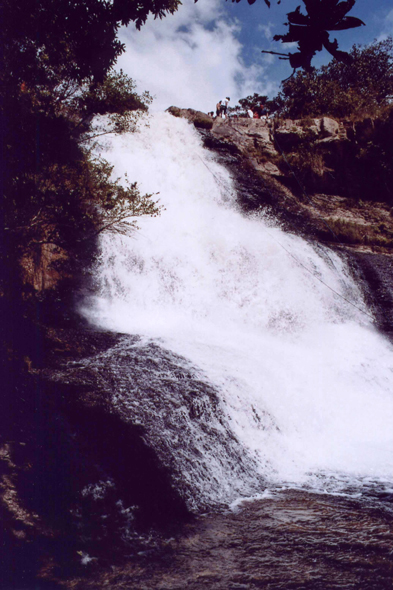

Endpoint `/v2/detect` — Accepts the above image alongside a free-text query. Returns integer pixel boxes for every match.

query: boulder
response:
[273,124,305,151]
[320,117,339,138]
[211,118,279,165]
[166,107,213,130]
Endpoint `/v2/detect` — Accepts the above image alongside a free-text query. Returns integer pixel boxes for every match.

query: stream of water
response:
[85,112,393,497]
[78,112,393,586]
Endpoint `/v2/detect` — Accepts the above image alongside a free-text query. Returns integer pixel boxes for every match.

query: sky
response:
[115,0,393,113]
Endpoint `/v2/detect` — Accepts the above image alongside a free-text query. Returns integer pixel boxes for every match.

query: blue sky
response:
[116,0,393,112]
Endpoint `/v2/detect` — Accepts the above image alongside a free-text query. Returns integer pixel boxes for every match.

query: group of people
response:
[207,97,270,121]
[246,106,269,119]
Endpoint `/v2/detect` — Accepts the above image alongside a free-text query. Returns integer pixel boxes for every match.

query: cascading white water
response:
[84,112,393,499]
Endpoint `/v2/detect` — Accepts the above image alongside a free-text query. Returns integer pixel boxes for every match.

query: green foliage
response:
[275,38,393,119]
[113,0,181,30]
[238,94,268,110]
[2,59,155,248]
[1,0,181,83]
[5,158,163,255]
[1,0,168,299]
[229,93,269,115]
[77,71,153,142]
[230,93,280,115]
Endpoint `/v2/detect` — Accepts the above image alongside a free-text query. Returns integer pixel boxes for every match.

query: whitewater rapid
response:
[84,112,393,498]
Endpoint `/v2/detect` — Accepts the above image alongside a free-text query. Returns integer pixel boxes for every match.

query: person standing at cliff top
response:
[220,97,230,118]
[216,100,222,117]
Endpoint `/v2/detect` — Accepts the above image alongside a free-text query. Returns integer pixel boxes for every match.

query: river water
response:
[79,112,393,587]
[69,489,393,589]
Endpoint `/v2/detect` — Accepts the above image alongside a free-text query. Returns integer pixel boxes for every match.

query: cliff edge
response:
[167,106,393,254]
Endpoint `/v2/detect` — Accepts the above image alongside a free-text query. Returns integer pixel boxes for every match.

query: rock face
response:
[1,329,192,587]
[210,117,280,174]
[168,107,393,247]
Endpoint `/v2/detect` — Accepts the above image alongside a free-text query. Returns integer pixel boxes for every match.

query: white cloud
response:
[385,8,393,25]
[257,22,274,40]
[116,0,271,112]
[371,6,393,42]
[378,8,393,40]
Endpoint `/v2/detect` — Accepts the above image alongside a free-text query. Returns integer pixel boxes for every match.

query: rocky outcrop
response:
[209,117,280,174]
[166,106,213,130]
[169,107,393,253]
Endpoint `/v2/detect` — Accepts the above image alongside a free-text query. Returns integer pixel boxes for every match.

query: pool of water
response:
[66,489,393,589]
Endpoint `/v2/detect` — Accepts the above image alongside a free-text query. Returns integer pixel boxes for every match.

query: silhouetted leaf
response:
[273,0,364,71]
[328,16,365,30]
[331,0,356,21]
[287,6,309,26]
[289,52,310,69]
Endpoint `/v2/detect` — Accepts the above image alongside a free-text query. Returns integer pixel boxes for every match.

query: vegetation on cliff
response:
[226,37,393,250]
[275,37,393,120]
[234,37,393,120]
[269,37,393,216]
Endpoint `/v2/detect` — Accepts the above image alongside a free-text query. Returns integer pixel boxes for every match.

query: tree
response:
[1,0,170,304]
[239,93,268,112]
[1,0,181,83]
[273,37,393,119]
[230,93,283,116]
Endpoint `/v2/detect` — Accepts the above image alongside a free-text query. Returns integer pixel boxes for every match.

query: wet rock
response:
[212,118,277,158]
[49,336,264,511]
[349,251,393,341]
[0,329,192,586]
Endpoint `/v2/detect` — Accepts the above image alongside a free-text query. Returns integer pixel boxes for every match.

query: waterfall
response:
[83,112,393,507]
